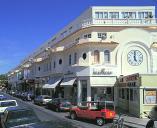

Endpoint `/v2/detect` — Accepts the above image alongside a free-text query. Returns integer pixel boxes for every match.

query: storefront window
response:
[144,89,157,104]
[81,80,87,102]
[130,88,133,101]
[107,87,111,94]
[122,88,125,99]
[119,88,122,98]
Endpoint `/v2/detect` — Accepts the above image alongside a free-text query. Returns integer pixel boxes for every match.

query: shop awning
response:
[60,77,76,86]
[42,84,51,88]
[47,79,61,89]
[42,79,61,89]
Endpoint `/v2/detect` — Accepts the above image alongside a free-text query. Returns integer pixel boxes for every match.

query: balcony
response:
[81,18,157,27]
[55,18,157,46]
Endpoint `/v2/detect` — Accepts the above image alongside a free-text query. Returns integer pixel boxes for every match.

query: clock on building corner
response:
[127,50,143,66]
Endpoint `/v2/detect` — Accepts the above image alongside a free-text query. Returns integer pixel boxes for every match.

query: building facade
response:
[8,6,157,115]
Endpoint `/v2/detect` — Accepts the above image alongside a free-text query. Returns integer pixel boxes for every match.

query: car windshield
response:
[43,96,51,99]
[6,109,40,127]
[98,101,115,110]
[0,101,16,107]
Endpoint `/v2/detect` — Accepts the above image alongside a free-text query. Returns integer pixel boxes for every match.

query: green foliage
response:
[0,74,8,86]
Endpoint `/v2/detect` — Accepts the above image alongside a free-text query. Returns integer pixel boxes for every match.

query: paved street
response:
[1,92,115,128]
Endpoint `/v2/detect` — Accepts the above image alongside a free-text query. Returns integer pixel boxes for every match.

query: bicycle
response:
[111,114,127,128]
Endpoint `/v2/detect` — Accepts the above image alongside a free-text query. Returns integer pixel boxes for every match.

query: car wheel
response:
[96,118,104,126]
[70,112,77,120]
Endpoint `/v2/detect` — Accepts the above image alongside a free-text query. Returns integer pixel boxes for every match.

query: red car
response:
[69,101,116,126]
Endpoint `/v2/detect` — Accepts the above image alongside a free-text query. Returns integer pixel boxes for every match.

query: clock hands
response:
[128,50,143,66]
[133,51,137,62]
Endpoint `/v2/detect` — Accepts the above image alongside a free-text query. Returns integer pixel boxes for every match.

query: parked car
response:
[46,98,72,112]
[0,95,7,101]
[9,90,15,96]
[69,101,116,126]
[34,95,52,105]
[0,106,40,128]
[0,100,18,115]
[0,106,76,128]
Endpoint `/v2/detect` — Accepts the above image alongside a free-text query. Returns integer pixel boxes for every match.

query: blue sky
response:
[0,0,156,74]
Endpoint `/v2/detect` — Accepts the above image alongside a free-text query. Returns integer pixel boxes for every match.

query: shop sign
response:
[93,68,112,75]
[125,73,139,82]
[145,90,156,104]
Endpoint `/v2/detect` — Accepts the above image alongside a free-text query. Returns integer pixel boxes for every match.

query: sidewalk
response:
[116,108,149,128]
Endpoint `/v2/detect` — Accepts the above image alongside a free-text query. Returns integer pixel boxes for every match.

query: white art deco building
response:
[8,6,157,115]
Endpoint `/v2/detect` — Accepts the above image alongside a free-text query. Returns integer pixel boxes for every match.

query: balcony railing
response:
[81,18,157,27]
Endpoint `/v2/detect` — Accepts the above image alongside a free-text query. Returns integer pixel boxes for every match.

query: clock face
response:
[127,50,143,66]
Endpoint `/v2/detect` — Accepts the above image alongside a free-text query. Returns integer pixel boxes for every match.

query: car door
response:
[77,107,88,118]
[51,99,57,110]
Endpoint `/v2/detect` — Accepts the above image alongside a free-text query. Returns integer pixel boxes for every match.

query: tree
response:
[0,74,8,87]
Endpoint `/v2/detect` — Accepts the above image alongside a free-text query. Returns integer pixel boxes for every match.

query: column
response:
[87,79,91,102]
[77,80,82,105]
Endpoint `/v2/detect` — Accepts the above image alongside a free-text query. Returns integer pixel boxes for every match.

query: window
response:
[107,87,111,94]
[130,89,133,101]
[122,12,136,19]
[104,12,108,18]
[109,12,119,19]
[82,53,87,60]
[104,50,110,63]
[84,34,91,39]
[81,80,87,102]
[144,89,157,104]
[74,53,77,64]
[94,50,100,64]
[99,12,103,19]
[69,54,71,65]
[98,33,107,39]
[119,88,122,98]
[59,59,62,65]
[95,12,108,19]
[75,37,80,43]
[138,12,153,19]
[95,12,99,19]
[122,88,125,99]
[38,67,40,71]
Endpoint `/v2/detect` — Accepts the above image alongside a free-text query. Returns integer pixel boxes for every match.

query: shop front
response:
[75,66,117,105]
[60,77,77,104]
[42,76,62,98]
[90,76,116,102]
[117,73,157,118]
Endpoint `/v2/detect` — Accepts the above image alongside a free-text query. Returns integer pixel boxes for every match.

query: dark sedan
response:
[0,106,76,128]
[0,106,40,128]
[46,98,72,112]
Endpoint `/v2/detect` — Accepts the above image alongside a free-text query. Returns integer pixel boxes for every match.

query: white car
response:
[34,95,52,105]
[0,100,18,114]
